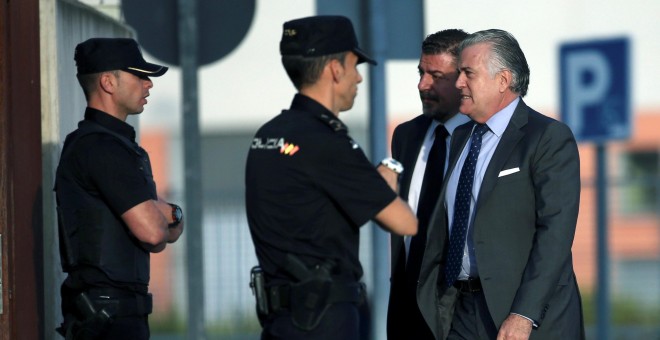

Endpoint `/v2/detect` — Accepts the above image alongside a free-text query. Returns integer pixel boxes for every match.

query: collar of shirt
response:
[442,113,471,137]
[290,94,349,134]
[83,107,137,142]
[483,97,520,137]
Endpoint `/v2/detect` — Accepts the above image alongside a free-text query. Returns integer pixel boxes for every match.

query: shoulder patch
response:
[280,142,300,156]
[251,137,300,156]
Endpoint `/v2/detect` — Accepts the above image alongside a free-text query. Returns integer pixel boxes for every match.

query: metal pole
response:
[596,143,610,340]
[365,1,388,339]
[177,0,205,339]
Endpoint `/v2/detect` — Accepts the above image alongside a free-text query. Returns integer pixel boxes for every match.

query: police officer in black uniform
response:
[245,16,418,340]
[55,38,184,339]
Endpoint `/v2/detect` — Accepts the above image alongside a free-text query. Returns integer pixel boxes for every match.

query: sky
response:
[112,0,660,134]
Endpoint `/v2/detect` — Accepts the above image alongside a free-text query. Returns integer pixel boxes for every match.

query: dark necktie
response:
[444,123,489,287]
[406,125,448,282]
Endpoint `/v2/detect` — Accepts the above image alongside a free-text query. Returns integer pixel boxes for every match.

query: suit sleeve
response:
[391,125,404,160]
[510,121,581,323]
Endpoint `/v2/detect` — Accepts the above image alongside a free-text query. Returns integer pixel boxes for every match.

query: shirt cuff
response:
[510,313,539,328]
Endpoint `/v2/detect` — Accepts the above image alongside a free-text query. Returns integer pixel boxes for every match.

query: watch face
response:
[171,204,183,223]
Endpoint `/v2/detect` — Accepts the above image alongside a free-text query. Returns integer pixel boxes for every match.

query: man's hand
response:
[497,314,533,340]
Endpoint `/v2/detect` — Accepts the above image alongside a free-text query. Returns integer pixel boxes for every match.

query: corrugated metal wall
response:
[56,0,135,139]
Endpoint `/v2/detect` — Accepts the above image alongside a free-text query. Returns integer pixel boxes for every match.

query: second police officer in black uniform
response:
[55,38,184,339]
[246,16,418,339]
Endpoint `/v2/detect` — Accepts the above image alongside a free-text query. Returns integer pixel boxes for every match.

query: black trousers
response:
[387,284,435,340]
[97,316,149,340]
[447,290,498,340]
[59,284,150,340]
[261,301,370,340]
[60,313,149,340]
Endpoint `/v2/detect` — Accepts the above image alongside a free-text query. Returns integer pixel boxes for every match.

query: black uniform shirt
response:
[245,94,397,283]
[56,108,156,290]
[58,108,156,216]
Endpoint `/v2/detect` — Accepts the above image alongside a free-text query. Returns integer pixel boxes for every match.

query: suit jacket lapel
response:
[390,116,432,274]
[419,120,472,280]
[437,120,472,233]
[448,122,473,179]
[476,100,528,211]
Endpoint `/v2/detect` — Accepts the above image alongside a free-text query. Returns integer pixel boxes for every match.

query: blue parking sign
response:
[560,38,630,142]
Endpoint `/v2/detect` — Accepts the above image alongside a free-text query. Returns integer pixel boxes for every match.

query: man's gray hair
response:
[458,29,530,97]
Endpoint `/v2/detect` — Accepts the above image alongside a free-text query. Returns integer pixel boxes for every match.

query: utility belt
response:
[85,287,153,317]
[57,287,153,339]
[250,254,365,331]
[267,281,365,312]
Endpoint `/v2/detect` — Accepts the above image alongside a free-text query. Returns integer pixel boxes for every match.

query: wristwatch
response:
[380,157,404,175]
[168,203,183,228]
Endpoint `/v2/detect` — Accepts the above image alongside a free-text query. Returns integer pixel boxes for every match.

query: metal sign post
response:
[560,37,631,340]
[178,0,205,339]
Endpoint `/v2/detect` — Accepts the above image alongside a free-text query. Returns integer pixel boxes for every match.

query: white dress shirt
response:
[404,113,471,258]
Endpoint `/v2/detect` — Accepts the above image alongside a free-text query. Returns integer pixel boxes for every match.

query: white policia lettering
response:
[251,138,285,150]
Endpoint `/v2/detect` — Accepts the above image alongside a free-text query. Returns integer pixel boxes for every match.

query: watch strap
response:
[380,157,404,174]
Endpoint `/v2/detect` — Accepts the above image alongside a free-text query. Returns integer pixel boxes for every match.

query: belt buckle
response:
[465,277,480,292]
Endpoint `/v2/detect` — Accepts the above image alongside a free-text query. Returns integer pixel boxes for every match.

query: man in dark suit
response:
[417,29,585,340]
[387,29,469,340]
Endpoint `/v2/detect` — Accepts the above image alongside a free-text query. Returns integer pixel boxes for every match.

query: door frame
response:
[0,0,44,339]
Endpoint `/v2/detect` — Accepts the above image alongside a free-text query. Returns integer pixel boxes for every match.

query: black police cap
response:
[74,38,168,77]
[280,15,377,65]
